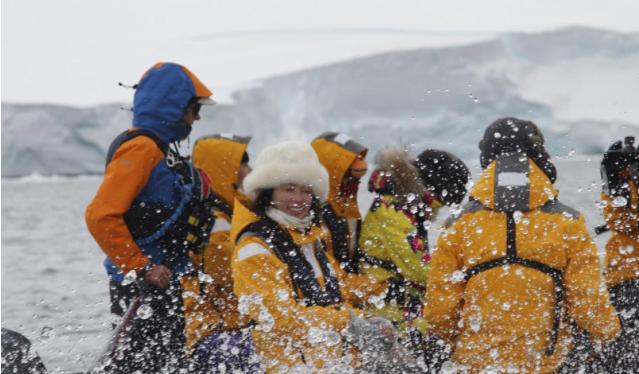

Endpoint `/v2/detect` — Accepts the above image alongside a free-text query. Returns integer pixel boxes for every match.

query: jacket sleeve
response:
[359,202,429,284]
[232,238,352,342]
[423,224,465,341]
[85,137,164,274]
[564,215,620,343]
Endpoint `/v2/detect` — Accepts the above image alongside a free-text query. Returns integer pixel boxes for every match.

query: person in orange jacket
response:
[599,137,639,371]
[181,134,260,372]
[85,62,215,373]
[424,118,620,373]
[230,141,395,372]
[311,132,369,274]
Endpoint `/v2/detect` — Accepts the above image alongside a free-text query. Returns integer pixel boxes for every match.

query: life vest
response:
[105,129,219,260]
[237,217,343,307]
[457,153,569,356]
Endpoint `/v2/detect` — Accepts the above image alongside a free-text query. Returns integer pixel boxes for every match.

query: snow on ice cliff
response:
[2,26,639,177]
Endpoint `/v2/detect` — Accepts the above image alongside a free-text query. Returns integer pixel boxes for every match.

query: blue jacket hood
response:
[132,63,197,144]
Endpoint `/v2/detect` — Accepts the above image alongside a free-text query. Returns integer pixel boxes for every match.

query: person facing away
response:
[311,132,369,274]
[599,137,639,371]
[180,133,260,372]
[424,117,620,373]
[358,148,469,341]
[229,141,391,373]
[85,62,215,373]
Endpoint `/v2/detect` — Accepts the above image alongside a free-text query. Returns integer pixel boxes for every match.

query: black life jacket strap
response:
[105,128,168,167]
[360,253,399,274]
[208,191,232,218]
[237,218,342,307]
[464,211,564,356]
[321,204,360,273]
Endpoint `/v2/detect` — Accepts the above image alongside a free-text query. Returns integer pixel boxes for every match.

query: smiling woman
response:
[228,141,390,372]
[271,184,314,219]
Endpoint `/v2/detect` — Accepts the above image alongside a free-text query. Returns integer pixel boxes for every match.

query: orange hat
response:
[349,155,368,178]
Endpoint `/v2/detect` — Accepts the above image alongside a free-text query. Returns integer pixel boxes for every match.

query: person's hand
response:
[343,311,396,350]
[366,316,397,342]
[143,264,172,289]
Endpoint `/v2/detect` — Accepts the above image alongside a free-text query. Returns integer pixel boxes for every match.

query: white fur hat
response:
[243,141,329,201]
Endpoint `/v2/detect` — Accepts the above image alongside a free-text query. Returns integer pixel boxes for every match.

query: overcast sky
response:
[3,0,639,106]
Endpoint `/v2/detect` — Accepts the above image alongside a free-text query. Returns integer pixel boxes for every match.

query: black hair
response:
[252,188,275,215]
[241,152,250,164]
[415,149,470,206]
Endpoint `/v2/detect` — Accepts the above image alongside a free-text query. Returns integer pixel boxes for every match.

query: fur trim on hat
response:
[243,141,329,201]
[375,148,427,198]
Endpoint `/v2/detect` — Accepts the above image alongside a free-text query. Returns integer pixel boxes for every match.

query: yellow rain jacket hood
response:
[230,200,385,372]
[192,134,251,210]
[311,132,368,218]
[425,153,620,373]
[182,134,251,351]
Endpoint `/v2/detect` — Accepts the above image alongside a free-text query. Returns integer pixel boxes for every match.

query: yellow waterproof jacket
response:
[230,201,385,373]
[358,193,432,333]
[602,179,639,288]
[424,154,620,373]
[181,135,252,351]
[359,194,430,285]
[311,133,367,273]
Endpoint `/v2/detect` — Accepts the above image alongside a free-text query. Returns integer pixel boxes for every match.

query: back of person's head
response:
[415,149,470,205]
[368,148,425,199]
[601,136,639,197]
[242,141,329,202]
[479,117,556,183]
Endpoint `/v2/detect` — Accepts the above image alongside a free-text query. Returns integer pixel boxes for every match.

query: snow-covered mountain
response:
[3,26,639,177]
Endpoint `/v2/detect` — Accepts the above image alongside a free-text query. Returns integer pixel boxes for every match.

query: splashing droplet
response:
[612,196,628,208]
[136,304,154,320]
[40,326,55,340]
[121,270,137,286]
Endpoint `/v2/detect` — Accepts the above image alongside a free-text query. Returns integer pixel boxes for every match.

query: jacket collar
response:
[470,153,558,212]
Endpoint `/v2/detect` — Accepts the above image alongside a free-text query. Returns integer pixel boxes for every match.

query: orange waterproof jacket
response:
[311,133,368,273]
[602,179,639,288]
[182,135,252,351]
[230,201,385,372]
[424,154,620,373]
